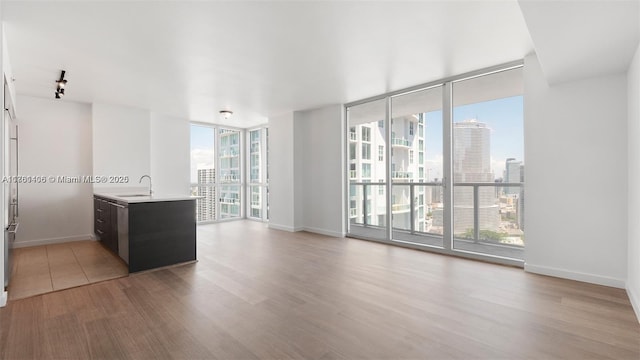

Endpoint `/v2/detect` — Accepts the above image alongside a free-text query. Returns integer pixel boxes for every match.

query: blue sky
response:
[190,125,215,182]
[191,124,215,151]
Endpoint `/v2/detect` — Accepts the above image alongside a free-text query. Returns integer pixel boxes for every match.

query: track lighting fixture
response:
[55,70,67,99]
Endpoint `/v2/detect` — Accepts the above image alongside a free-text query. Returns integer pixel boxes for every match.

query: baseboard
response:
[267,224,344,238]
[524,263,626,288]
[267,223,299,232]
[626,284,640,324]
[12,234,96,248]
[0,290,7,307]
[302,226,345,238]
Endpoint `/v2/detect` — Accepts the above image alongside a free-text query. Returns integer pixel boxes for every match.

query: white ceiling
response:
[4,1,535,127]
[6,1,639,128]
[518,0,639,85]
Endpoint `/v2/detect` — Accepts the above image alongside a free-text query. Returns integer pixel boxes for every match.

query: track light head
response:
[54,70,67,99]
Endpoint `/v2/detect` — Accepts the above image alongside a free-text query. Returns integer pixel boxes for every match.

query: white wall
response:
[15,95,93,247]
[0,16,6,307]
[267,112,296,231]
[627,43,640,320]
[268,106,345,236]
[150,113,190,195]
[524,53,628,288]
[92,103,150,189]
[293,111,305,230]
[295,105,345,237]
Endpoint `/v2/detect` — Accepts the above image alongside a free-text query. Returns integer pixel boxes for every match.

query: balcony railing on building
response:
[392,171,413,179]
[391,203,411,212]
[220,150,239,158]
[220,173,240,182]
[220,197,240,205]
[391,137,410,147]
[348,181,524,248]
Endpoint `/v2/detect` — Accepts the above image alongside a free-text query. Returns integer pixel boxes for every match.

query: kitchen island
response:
[93,192,197,273]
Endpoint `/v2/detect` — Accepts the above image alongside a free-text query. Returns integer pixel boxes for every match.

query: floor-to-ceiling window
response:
[190,124,246,223]
[219,128,242,219]
[190,124,216,222]
[347,98,387,241]
[345,61,524,265]
[452,67,524,259]
[390,86,444,248]
[247,127,269,221]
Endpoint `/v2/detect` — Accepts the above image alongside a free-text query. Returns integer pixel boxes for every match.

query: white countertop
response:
[94,191,200,204]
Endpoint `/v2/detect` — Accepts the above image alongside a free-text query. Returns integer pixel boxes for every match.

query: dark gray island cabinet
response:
[93,193,197,273]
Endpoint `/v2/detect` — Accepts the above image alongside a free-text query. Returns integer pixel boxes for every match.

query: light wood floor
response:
[7,240,128,301]
[1,220,639,359]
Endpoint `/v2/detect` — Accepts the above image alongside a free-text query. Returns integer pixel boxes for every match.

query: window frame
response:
[343,60,525,268]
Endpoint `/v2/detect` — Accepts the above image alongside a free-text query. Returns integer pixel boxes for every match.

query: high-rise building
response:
[219,130,241,218]
[197,168,216,221]
[432,178,442,203]
[249,130,262,218]
[504,158,523,195]
[219,129,240,182]
[349,113,428,232]
[453,119,499,234]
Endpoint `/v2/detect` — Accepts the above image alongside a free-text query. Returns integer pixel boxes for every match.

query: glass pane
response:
[249,185,262,219]
[452,67,524,260]
[265,128,270,221]
[220,185,241,219]
[191,124,216,221]
[219,128,240,183]
[391,86,444,248]
[347,98,387,240]
[192,184,216,222]
[219,128,241,219]
[249,129,261,183]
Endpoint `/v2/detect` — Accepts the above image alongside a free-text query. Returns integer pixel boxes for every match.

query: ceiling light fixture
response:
[219,110,233,120]
[55,70,67,99]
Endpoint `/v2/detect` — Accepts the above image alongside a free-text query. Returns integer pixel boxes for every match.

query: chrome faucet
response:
[139,175,153,196]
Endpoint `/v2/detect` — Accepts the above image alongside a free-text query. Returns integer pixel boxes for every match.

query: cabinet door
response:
[94,198,108,241]
[93,197,100,237]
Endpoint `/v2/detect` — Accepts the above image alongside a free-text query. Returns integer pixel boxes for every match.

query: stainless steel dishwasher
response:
[116,202,129,264]
[4,223,17,287]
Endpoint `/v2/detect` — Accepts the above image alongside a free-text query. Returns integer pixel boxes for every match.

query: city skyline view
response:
[347,67,525,258]
[190,125,266,221]
[424,95,524,181]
